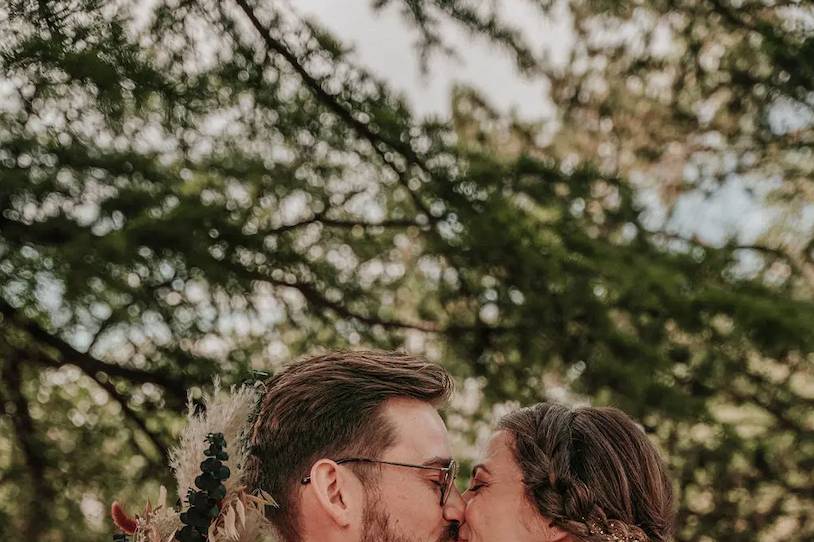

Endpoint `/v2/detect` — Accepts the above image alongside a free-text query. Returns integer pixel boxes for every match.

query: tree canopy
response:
[1,1,812,541]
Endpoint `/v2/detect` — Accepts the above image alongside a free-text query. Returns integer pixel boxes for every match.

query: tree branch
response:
[0,354,54,540]
[0,297,192,404]
[18,346,172,465]
[227,0,437,220]
[270,216,425,235]
[265,273,444,332]
[88,372,172,463]
[643,228,814,290]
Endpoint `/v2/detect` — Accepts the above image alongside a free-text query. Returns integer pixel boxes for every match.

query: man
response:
[244,350,465,542]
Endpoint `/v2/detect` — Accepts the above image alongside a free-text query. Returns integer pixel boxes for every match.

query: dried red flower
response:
[111,501,138,535]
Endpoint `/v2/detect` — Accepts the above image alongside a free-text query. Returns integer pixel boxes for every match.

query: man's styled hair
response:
[243,350,454,542]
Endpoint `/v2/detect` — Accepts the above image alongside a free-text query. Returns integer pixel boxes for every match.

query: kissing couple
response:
[241,350,674,542]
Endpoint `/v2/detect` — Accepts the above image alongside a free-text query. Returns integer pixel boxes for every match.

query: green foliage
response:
[0,1,812,541]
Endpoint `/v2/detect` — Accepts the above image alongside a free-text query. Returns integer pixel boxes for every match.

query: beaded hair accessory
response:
[110,382,278,542]
[586,519,649,542]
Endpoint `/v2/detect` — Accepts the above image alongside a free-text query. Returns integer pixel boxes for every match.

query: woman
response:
[458,403,674,542]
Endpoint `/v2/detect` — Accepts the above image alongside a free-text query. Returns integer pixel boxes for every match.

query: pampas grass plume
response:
[170,379,261,503]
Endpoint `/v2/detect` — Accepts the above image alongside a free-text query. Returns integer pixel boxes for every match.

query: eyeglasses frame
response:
[301,457,459,506]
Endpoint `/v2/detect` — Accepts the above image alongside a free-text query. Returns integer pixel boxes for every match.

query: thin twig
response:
[0,298,193,402]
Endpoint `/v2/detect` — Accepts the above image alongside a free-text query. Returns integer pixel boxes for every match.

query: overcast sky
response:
[292,1,781,250]
[294,0,572,121]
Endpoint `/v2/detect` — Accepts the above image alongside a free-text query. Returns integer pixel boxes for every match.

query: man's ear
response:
[306,459,360,528]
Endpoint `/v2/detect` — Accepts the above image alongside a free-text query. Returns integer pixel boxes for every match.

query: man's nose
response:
[442,485,465,523]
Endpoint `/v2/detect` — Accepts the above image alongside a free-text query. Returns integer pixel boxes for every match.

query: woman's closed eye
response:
[467,479,488,492]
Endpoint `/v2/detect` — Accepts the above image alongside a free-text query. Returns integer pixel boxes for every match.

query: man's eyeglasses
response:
[301,457,459,506]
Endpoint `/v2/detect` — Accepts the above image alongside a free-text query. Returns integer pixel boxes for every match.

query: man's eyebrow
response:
[471,463,491,477]
[422,456,453,467]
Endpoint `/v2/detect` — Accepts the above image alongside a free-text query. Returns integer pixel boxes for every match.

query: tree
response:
[0,1,811,540]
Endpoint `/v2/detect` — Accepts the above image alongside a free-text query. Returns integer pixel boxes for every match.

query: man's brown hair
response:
[243,350,453,542]
[498,403,674,542]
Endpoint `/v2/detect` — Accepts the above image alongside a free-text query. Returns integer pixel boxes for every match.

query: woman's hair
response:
[497,403,674,542]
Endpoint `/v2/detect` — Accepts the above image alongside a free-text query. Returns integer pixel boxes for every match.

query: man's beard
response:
[360,493,458,542]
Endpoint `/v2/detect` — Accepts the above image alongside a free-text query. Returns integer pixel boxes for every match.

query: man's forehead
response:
[380,397,451,458]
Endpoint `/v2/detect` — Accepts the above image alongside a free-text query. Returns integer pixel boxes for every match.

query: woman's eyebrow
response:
[471,463,492,478]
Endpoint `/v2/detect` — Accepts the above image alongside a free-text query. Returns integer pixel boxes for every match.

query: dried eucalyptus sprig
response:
[175,433,230,542]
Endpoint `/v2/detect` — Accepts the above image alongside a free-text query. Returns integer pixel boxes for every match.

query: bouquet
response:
[110,382,278,542]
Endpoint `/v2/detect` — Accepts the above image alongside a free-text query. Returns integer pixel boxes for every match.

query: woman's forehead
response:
[479,430,517,472]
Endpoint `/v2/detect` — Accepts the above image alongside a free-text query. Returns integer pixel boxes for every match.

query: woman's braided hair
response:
[497,403,674,542]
